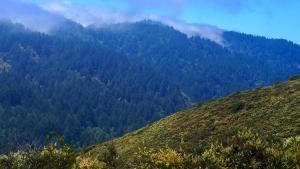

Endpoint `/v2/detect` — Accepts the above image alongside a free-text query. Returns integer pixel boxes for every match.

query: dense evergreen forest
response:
[0,20,300,153]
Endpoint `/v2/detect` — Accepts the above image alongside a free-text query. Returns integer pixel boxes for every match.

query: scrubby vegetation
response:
[0,133,76,169]
[1,130,299,169]
[230,100,246,113]
[0,132,124,169]
[136,130,300,169]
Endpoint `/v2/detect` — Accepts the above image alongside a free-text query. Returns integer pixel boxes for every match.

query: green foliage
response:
[135,148,186,169]
[76,157,106,169]
[0,133,76,169]
[95,144,124,169]
[230,100,246,113]
[293,83,300,91]
[288,75,300,81]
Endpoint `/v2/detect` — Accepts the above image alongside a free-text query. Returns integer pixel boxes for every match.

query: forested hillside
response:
[0,20,300,153]
[0,21,188,153]
[90,21,300,101]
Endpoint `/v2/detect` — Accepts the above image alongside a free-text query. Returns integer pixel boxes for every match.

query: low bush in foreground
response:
[1,130,299,169]
[0,132,76,169]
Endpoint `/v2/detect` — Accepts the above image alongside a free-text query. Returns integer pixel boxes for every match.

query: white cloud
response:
[150,17,224,44]
[0,0,224,44]
[0,0,65,32]
[39,1,224,44]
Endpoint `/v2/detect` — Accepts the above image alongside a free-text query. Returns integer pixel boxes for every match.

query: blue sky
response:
[22,0,300,44]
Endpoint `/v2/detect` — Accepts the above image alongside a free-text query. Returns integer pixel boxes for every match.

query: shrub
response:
[0,133,77,169]
[76,157,106,169]
[288,75,300,81]
[230,101,246,113]
[95,143,124,169]
[136,130,300,169]
[293,84,300,91]
[136,148,190,169]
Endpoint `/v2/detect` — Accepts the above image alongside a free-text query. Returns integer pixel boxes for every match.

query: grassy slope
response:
[84,76,300,162]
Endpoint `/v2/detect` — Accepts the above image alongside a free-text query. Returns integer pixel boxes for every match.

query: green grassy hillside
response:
[84,76,300,165]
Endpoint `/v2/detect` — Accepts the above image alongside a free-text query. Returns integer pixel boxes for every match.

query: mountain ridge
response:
[0,20,300,153]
